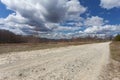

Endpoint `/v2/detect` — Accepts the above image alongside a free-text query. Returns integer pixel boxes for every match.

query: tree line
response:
[0,29,110,43]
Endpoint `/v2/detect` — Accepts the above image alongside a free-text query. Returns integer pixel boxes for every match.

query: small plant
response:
[18,73,23,77]
[113,34,120,41]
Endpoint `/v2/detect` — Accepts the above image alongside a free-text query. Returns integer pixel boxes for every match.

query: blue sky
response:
[0,2,13,18]
[80,0,120,25]
[0,0,120,39]
[0,0,120,25]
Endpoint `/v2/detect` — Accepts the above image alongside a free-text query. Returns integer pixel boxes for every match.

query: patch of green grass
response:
[110,42,120,62]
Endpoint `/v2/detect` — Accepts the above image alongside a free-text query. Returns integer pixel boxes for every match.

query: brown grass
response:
[110,41,120,62]
[0,41,101,54]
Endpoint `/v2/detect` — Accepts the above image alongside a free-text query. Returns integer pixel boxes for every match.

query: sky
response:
[0,0,120,39]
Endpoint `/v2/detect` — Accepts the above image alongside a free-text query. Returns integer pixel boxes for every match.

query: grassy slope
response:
[110,42,120,62]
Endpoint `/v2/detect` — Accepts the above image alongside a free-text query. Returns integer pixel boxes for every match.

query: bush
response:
[0,30,28,43]
[113,34,120,41]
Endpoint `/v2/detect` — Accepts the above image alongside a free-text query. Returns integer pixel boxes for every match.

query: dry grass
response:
[110,42,120,62]
[0,41,101,54]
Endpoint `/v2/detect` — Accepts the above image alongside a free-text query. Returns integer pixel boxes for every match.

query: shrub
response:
[113,34,120,41]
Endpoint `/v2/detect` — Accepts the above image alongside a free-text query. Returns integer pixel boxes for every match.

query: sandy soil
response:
[0,42,110,80]
[99,59,120,80]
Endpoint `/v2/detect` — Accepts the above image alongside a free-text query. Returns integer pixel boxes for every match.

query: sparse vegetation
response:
[0,29,108,44]
[0,41,102,54]
[113,34,120,41]
[0,29,108,54]
[110,42,120,62]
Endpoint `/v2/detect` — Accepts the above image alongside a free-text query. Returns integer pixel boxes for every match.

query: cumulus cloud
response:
[84,16,107,27]
[82,16,120,38]
[1,0,119,39]
[44,22,81,32]
[84,25,120,34]
[100,0,120,9]
[0,0,89,39]
[1,0,86,32]
[0,13,35,35]
[83,16,120,35]
[1,0,66,31]
[66,0,87,20]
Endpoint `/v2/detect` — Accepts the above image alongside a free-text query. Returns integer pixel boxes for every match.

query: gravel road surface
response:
[0,42,110,80]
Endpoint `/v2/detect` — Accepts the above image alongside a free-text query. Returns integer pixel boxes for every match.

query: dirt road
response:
[0,42,110,80]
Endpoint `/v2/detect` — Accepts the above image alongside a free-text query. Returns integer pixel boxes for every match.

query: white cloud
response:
[66,0,87,20]
[37,24,120,39]
[84,16,106,27]
[0,0,87,38]
[84,25,120,34]
[44,22,82,32]
[38,32,73,39]
[1,0,119,39]
[100,0,120,9]
[0,13,35,35]
[67,0,86,14]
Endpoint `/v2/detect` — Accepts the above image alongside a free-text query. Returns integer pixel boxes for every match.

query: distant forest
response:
[0,29,109,43]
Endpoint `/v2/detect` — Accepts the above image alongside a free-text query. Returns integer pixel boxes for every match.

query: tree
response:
[113,34,120,41]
